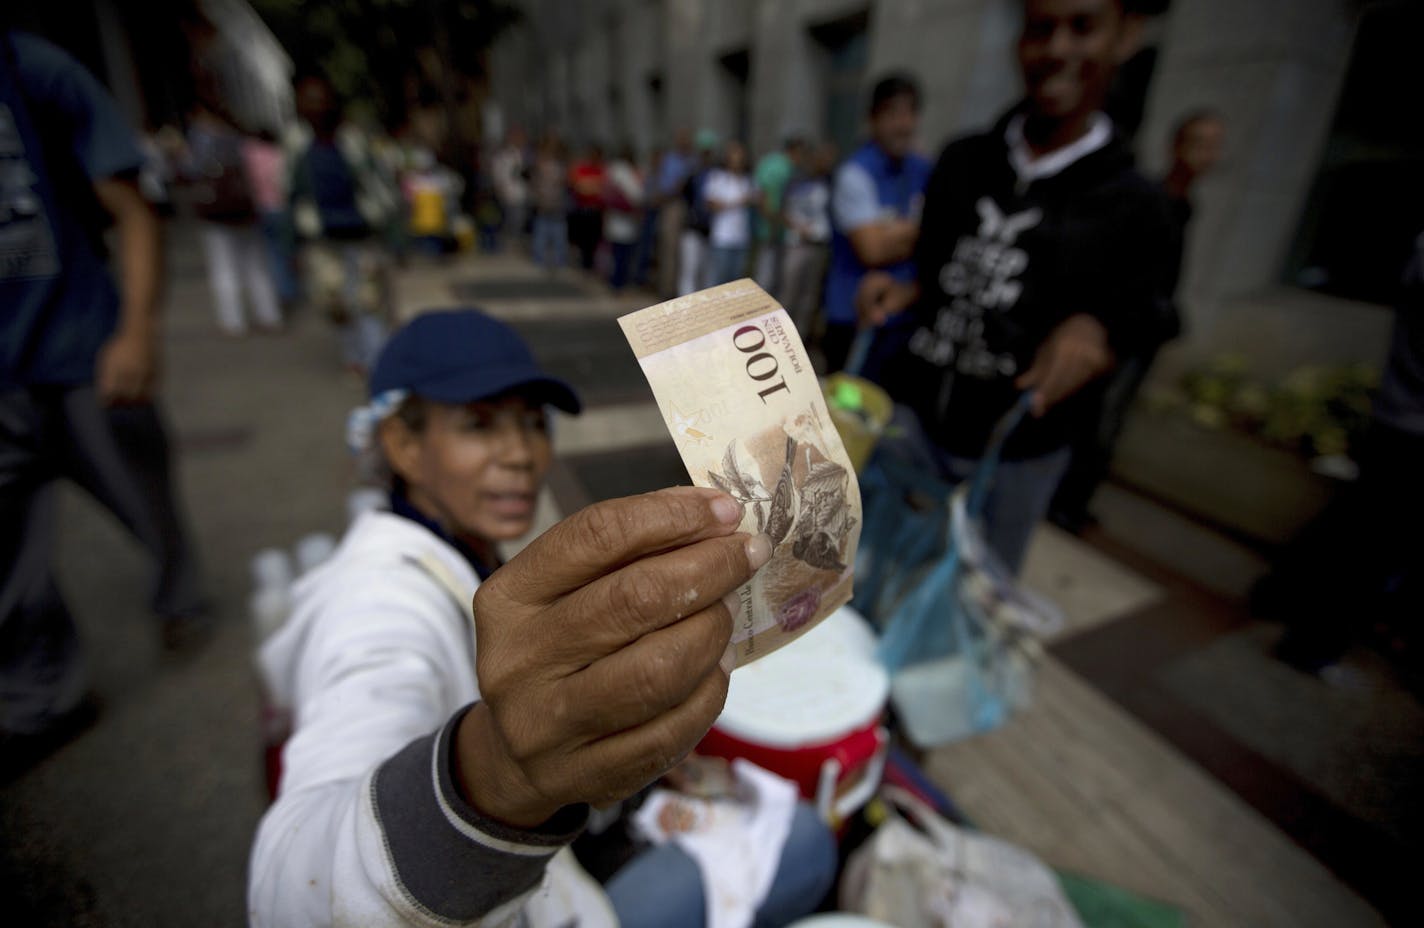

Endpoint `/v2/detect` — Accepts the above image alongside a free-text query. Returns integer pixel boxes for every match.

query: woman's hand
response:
[456,487,772,828]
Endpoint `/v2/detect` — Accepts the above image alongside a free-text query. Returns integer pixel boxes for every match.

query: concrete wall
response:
[866,0,1022,148]
[1136,0,1359,355]
[494,0,1029,159]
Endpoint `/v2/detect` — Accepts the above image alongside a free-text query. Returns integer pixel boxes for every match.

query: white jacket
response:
[248,511,616,927]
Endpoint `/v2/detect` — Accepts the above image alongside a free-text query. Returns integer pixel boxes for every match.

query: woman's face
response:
[385,396,553,542]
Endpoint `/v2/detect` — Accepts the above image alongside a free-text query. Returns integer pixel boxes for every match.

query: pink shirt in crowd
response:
[242,139,287,213]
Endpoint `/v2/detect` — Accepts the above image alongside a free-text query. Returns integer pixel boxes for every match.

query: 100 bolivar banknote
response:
[619,280,861,666]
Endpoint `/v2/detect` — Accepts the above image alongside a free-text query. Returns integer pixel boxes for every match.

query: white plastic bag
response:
[841,787,1083,928]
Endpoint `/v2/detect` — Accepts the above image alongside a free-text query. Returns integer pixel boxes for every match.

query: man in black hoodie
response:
[858,0,1174,572]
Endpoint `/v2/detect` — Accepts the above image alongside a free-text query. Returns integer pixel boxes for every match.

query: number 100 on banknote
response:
[619,280,862,667]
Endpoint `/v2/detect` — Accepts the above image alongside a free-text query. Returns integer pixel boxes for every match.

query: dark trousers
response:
[569,207,603,271]
[609,241,636,291]
[1051,345,1160,521]
[632,209,658,286]
[0,386,205,734]
[1269,421,1424,670]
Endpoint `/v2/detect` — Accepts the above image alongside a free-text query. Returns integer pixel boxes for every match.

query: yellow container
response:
[823,372,894,474]
[452,216,476,252]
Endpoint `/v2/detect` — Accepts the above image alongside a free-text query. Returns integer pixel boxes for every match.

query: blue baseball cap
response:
[369,309,581,414]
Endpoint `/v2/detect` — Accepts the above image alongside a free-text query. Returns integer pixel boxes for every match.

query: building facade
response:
[491,0,1417,378]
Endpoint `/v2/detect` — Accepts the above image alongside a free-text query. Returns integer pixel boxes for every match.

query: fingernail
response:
[719,641,738,675]
[745,533,773,569]
[711,495,743,525]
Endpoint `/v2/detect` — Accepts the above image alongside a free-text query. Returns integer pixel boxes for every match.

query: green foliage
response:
[1168,355,1379,461]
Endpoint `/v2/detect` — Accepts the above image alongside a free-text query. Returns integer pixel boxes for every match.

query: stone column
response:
[663,0,709,134]
[1139,0,1356,338]
[866,0,1019,151]
[747,0,813,156]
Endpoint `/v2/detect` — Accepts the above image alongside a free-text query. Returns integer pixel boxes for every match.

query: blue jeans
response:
[872,405,1070,574]
[532,213,567,270]
[633,209,658,285]
[707,245,749,286]
[412,235,446,258]
[604,802,836,928]
[258,210,299,303]
[609,241,636,290]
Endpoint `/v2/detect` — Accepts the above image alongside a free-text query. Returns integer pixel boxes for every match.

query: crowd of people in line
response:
[482,125,843,316]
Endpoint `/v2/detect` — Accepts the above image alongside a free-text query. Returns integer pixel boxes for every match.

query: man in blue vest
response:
[822,73,931,373]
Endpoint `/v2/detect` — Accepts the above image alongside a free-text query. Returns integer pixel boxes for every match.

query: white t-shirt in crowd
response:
[603,160,645,244]
[704,169,752,248]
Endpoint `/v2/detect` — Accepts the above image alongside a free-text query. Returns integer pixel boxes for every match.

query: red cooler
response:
[698,606,889,825]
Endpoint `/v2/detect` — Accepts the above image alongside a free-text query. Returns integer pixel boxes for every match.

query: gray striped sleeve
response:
[371,704,589,921]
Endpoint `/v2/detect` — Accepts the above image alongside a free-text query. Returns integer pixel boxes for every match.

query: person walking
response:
[186,108,283,335]
[2,30,209,764]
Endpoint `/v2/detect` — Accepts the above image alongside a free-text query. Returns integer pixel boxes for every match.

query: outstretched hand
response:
[456,487,773,828]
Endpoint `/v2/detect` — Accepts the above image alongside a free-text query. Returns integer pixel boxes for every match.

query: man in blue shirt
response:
[822,73,931,372]
[1,31,206,755]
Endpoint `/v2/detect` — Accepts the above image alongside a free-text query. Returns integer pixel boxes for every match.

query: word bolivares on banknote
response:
[619,279,861,667]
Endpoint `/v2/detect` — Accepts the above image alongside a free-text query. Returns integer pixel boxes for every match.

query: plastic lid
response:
[785,914,898,928]
[716,606,889,747]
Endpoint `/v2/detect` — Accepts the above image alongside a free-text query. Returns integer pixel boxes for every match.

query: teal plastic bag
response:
[855,395,1061,747]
